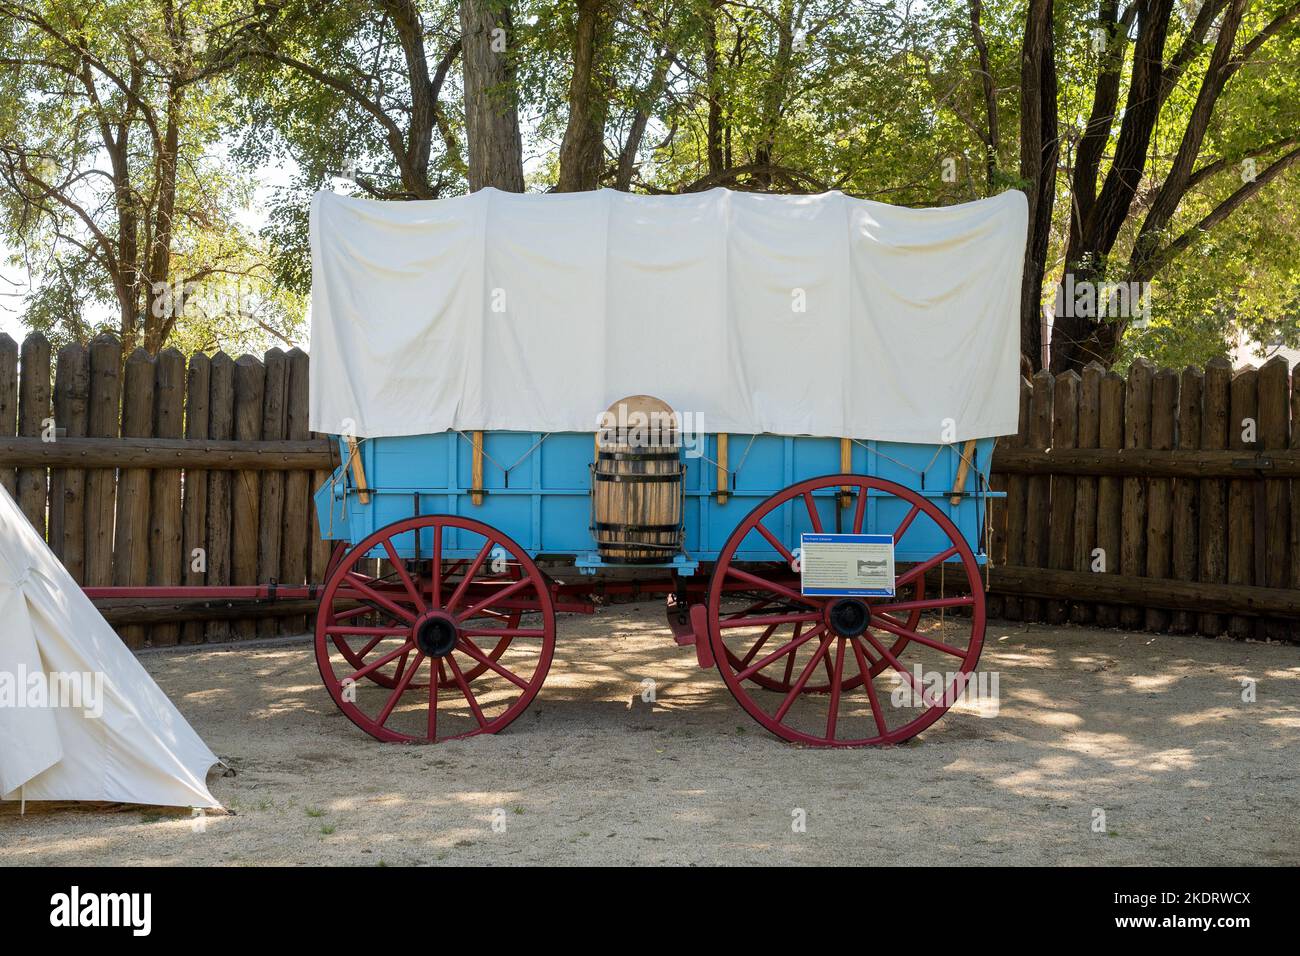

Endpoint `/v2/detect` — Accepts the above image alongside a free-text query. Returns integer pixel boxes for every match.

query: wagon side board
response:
[314,432,999,566]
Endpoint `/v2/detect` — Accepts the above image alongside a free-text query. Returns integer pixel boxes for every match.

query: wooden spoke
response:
[444,539,494,615]
[445,654,488,728]
[724,565,818,609]
[803,492,823,533]
[377,651,426,726]
[774,631,835,721]
[870,614,970,659]
[718,610,823,630]
[826,638,847,739]
[456,638,531,691]
[753,520,796,565]
[382,538,426,613]
[894,546,959,589]
[893,503,921,542]
[735,624,826,682]
[342,571,417,624]
[850,636,889,738]
[455,575,534,623]
[345,641,417,684]
[860,629,940,708]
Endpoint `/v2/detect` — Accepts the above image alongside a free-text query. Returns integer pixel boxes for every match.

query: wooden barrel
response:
[592,395,684,564]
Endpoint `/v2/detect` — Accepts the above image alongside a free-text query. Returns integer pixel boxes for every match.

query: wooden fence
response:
[986,355,1299,642]
[2,331,1297,647]
[0,332,337,648]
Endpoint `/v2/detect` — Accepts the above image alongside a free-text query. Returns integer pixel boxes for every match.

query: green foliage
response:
[2,0,1296,364]
[0,0,304,352]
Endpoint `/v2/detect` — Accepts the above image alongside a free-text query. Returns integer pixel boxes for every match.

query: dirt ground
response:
[3,603,1299,866]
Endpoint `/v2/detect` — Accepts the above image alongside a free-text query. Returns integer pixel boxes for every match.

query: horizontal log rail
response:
[97,598,329,627]
[992,447,1300,478]
[987,565,1300,618]
[0,436,339,470]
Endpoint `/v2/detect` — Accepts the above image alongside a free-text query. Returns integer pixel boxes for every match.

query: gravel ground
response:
[3,603,1298,866]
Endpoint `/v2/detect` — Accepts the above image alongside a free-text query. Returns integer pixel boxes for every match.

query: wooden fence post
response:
[17,333,51,534]
[1093,370,1126,627]
[258,348,288,638]
[1119,359,1152,629]
[49,343,89,583]
[282,348,311,634]
[0,333,17,496]
[999,376,1032,621]
[232,355,266,639]
[1198,357,1231,636]
[181,353,211,644]
[1257,355,1291,641]
[1226,366,1258,639]
[114,349,155,649]
[84,334,122,587]
[149,348,186,646]
[1071,362,1103,625]
[1022,368,1054,622]
[205,353,236,643]
[1144,368,1178,631]
[1291,362,1300,642]
[1170,366,1202,634]
[1047,370,1079,624]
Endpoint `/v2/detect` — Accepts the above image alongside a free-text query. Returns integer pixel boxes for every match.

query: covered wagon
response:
[308,185,1027,747]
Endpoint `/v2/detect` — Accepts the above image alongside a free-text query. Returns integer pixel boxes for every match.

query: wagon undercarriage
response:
[308,471,988,748]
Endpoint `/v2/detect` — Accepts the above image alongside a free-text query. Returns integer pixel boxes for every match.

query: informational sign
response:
[800,533,896,597]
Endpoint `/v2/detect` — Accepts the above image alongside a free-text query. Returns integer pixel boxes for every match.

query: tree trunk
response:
[614,49,671,191]
[381,0,438,198]
[557,0,610,192]
[753,0,796,187]
[1017,0,1057,371]
[704,0,725,177]
[1050,0,1176,372]
[968,0,1000,192]
[143,80,183,354]
[459,0,525,192]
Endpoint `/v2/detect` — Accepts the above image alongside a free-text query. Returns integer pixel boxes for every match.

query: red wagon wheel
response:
[315,515,556,743]
[330,559,524,690]
[707,474,985,747]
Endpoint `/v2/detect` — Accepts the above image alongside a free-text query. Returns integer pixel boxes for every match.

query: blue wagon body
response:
[315,431,996,571]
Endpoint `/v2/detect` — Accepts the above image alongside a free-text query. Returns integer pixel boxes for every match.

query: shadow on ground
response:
[2,603,1297,866]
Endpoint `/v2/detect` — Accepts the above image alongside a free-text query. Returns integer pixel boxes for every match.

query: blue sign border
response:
[800,533,896,597]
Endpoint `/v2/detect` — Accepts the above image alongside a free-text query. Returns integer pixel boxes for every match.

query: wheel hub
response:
[414,612,460,657]
[827,598,871,637]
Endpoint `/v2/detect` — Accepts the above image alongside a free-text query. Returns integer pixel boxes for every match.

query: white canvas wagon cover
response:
[310,186,1027,443]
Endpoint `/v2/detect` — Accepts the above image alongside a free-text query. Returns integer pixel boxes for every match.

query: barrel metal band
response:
[594,541,681,552]
[591,521,682,533]
[596,450,682,462]
[592,472,683,484]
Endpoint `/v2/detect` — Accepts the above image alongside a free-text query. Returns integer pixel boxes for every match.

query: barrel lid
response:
[598,394,678,448]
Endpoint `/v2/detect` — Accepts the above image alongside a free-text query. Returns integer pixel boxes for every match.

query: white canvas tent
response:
[0,483,222,809]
